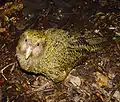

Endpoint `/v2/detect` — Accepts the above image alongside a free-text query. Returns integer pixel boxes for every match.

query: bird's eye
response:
[25,39,27,42]
[37,43,39,46]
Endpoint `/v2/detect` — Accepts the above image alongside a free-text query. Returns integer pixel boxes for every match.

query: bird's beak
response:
[25,46,32,60]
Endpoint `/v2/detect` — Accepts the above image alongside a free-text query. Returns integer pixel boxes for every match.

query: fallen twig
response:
[0,62,15,80]
[26,82,50,94]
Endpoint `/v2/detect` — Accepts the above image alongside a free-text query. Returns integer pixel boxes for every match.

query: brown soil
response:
[0,1,120,102]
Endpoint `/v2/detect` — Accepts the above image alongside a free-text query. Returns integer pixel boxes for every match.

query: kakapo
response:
[16,28,105,82]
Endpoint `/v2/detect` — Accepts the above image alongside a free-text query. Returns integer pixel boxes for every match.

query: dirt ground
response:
[0,0,120,102]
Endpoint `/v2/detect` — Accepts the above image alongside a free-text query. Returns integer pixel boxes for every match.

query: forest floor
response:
[0,1,120,102]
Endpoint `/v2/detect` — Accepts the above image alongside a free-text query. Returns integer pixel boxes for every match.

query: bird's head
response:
[17,30,46,60]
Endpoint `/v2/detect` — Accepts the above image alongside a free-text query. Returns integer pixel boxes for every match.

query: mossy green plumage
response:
[16,28,105,82]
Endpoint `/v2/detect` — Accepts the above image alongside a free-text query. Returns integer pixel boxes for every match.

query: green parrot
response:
[16,28,106,83]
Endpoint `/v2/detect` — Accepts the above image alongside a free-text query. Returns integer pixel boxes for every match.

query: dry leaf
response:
[95,72,109,87]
